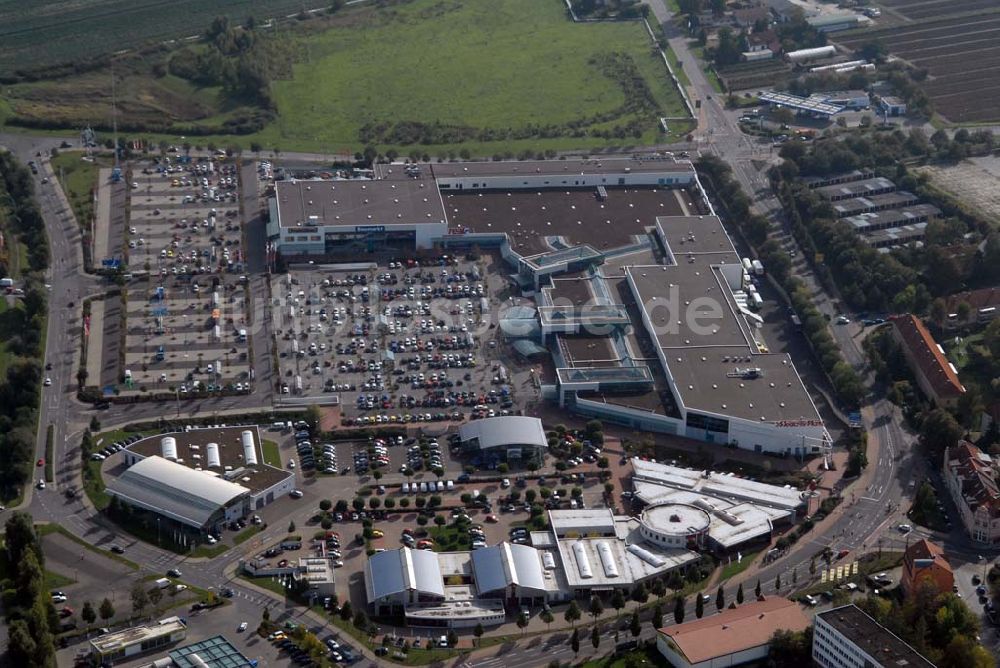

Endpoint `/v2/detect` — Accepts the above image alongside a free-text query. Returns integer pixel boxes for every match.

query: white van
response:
[420,482,428,493]
[402,482,410,494]
[446,480,454,490]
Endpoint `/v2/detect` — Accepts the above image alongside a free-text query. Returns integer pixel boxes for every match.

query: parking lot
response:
[118,157,253,394]
[271,253,522,425]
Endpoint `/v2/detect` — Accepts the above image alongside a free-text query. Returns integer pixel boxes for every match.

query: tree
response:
[570,629,580,656]
[7,620,36,668]
[565,600,581,627]
[809,559,817,576]
[939,633,993,668]
[632,582,648,604]
[540,609,554,631]
[674,595,685,624]
[81,600,97,626]
[792,568,798,584]
[353,609,368,631]
[288,520,296,533]
[319,499,332,512]
[517,612,529,635]
[591,625,600,650]
[99,598,115,622]
[695,592,705,618]
[611,589,625,619]
[131,581,149,617]
[736,582,745,605]
[589,595,604,621]
[769,628,813,667]
[339,600,352,621]
[775,573,782,591]
[147,585,163,612]
[305,404,322,432]
[473,622,484,646]
[447,628,458,647]
[921,409,964,458]
[755,579,762,598]
[716,586,725,611]
[629,611,641,637]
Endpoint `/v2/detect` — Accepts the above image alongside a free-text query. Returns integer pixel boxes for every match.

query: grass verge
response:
[44,424,54,482]
[719,550,760,582]
[83,458,110,511]
[234,525,263,545]
[262,439,280,467]
[50,152,101,229]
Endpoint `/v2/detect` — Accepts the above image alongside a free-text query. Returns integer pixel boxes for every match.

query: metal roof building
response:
[105,455,250,531]
[365,547,445,605]
[458,416,547,460]
[471,542,550,596]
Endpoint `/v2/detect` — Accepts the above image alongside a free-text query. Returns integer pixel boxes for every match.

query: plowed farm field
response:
[839,8,1000,123]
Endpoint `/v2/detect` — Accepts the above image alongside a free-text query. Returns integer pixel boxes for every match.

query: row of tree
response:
[0,152,50,500]
[3,513,57,666]
[696,155,865,407]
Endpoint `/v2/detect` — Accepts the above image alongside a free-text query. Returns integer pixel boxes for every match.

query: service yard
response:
[117,157,254,395]
[271,253,523,427]
[840,9,1000,122]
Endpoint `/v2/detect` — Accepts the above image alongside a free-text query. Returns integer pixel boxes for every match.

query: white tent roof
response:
[458,416,546,451]
[105,455,249,528]
[365,548,445,603]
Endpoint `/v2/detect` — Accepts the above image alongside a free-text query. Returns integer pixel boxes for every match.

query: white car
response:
[333,560,344,568]
[237,621,248,633]
[43,377,52,387]
[836,315,851,325]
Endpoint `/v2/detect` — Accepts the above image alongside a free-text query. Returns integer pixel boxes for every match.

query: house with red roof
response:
[890,315,965,407]
[944,441,1000,544]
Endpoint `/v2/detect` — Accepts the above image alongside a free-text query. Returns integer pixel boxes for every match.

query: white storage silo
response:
[161,436,178,461]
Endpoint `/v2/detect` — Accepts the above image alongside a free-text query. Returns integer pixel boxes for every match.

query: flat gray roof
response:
[126,426,289,494]
[365,547,445,603]
[831,191,918,216]
[627,264,751,350]
[845,204,941,231]
[668,346,821,422]
[429,158,695,178]
[815,177,895,200]
[816,605,935,667]
[862,222,927,247]
[274,178,446,228]
[656,215,741,257]
[631,459,806,511]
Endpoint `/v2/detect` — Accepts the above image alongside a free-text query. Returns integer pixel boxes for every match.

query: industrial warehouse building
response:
[457,416,547,462]
[108,426,294,536]
[268,157,829,457]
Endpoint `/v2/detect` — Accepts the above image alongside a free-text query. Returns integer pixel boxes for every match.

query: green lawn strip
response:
[83,458,110,511]
[428,522,472,552]
[234,525,263,545]
[189,542,231,559]
[262,439,281,467]
[665,46,692,88]
[792,551,904,600]
[36,523,139,570]
[50,152,101,229]
[718,550,760,582]
[44,424,54,482]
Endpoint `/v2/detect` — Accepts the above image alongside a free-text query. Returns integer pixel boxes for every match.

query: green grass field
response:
[0,0,318,76]
[252,0,692,154]
[50,153,102,228]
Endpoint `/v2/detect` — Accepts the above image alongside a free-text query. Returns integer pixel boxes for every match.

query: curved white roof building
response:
[105,455,250,530]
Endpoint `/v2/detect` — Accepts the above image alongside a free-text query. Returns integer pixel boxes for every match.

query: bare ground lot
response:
[839,11,1000,122]
[915,157,1000,221]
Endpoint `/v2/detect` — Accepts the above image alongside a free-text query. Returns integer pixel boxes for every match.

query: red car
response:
[59,607,74,618]
[36,458,45,467]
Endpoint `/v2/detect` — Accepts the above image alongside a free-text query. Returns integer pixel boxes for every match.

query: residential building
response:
[89,616,188,664]
[900,538,954,597]
[813,605,935,668]
[944,287,1000,328]
[944,441,1000,545]
[656,597,809,668]
[890,315,966,407]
